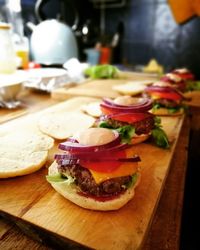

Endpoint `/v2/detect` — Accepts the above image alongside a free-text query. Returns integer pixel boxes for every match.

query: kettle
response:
[28,0,78,66]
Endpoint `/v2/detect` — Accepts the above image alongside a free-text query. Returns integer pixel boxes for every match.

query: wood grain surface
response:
[51,74,158,101]
[0,89,58,125]
[51,76,200,113]
[0,96,184,250]
[184,90,200,108]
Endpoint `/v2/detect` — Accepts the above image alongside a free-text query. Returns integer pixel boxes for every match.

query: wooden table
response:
[0,88,190,250]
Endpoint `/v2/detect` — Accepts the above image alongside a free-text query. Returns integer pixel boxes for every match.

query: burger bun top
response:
[74,127,116,146]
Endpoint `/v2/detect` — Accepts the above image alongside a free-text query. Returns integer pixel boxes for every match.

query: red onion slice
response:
[56,143,130,160]
[101,98,153,113]
[56,155,141,166]
[59,130,121,153]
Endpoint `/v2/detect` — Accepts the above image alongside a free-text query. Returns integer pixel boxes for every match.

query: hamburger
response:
[172,68,195,81]
[144,85,187,116]
[160,73,187,92]
[96,96,169,148]
[47,128,141,211]
[171,68,200,91]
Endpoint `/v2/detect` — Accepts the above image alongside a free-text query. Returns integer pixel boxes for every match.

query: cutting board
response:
[184,90,200,108]
[51,74,200,110]
[51,73,158,101]
[0,97,184,250]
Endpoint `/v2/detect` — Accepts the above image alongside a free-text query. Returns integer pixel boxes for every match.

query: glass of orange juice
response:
[15,36,29,69]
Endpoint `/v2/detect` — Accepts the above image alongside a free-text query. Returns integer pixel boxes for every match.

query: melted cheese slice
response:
[151,93,161,100]
[89,162,139,184]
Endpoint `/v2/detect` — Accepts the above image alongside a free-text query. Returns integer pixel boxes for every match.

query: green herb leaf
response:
[84,64,119,79]
[116,125,135,144]
[151,127,169,149]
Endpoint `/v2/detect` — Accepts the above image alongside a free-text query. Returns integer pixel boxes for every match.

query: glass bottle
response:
[0,22,17,74]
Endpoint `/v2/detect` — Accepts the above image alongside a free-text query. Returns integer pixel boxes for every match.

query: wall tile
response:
[105,1,155,47]
[153,40,179,72]
[104,0,200,77]
[153,3,180,42]
[127,0,166,6]
[180,18,200,45]
[124,3,155,43]
[122,41,153,65]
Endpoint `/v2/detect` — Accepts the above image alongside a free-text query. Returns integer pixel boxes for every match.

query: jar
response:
[0,22,16,74]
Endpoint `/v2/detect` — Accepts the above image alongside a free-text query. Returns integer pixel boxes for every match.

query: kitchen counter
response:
[0,84,196,249]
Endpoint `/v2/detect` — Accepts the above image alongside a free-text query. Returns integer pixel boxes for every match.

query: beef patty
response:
[58,164,132,197]
[99,115,155,135]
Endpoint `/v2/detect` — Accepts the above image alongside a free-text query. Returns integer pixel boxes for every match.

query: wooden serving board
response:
[51,73,158,101]
[184,90,200,108]
[0,97,184,249]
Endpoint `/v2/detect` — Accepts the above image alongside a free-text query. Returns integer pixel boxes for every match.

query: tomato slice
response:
[149,91,182,101]
[109,112,152,123]
[100,106,114,115]
[80,150,126,173]
[174,72,194,81]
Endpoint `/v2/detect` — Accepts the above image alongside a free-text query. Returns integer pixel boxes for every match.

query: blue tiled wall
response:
[105,0,200,77]
[2,0,200,76]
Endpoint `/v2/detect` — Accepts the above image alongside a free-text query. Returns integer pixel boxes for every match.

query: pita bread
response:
[38,111,95,140]
[81,102,102,117]
[113,80,152,95]
[0,131,54,178]
[0,131,54,151]
[0,152,48,178]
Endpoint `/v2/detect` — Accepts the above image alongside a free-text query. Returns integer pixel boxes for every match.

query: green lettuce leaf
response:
[124,173,139,189]
[168,107,181,114]
[84,64,119,79]
[152,103,162,112]
[46,173,75,185]
[99,121,114,129]
[151,127,169,149]
[154,116,161,127]
[116,125,135,144]
[186,81,200,91]
[99,121,135,144]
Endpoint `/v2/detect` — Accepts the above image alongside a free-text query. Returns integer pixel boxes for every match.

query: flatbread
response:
[0,131,54,151]
[81,102,102,117]
[0,152,48,178]
[113,80,153,95]
[38,111,95,140]
[0,131,54,178]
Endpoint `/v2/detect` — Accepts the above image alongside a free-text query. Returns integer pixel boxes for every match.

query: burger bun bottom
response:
[131,133,150,145]
[151,107,184,116]
[48,161,140,211]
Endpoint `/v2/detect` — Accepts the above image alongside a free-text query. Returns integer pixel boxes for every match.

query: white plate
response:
[0,71,26,108]
[0,71,27,86]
